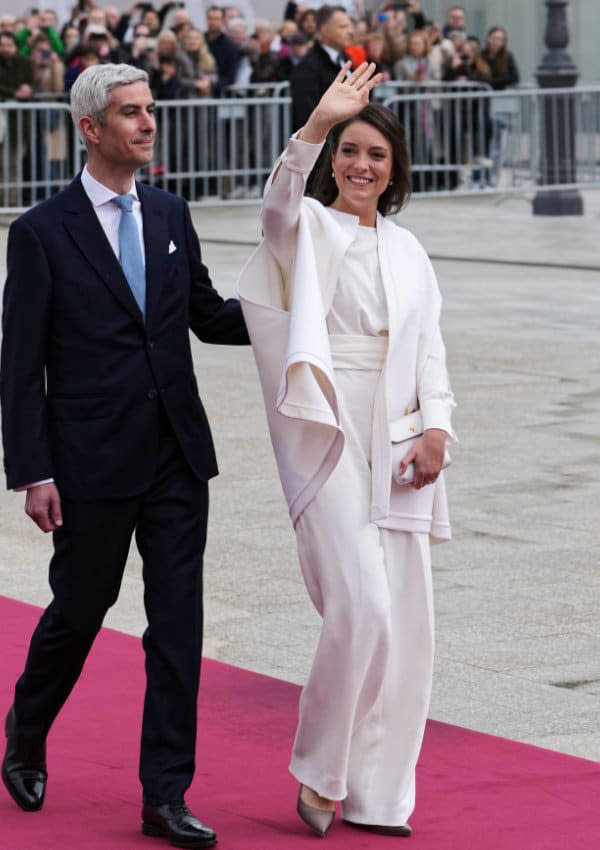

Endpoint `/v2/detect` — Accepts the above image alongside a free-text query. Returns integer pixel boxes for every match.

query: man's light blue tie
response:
[113,193,146,319]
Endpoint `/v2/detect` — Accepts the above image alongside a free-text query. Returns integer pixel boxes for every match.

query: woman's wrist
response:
[299,109,333,144]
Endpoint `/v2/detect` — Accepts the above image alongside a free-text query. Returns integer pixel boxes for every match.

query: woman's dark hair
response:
[482,26,509,76]
[298,8,317,33]
[309,103,412,216]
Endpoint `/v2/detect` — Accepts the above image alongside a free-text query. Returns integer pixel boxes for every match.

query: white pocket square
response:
[168,240,177,254]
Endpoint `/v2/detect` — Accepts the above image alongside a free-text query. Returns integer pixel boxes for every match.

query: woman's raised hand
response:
[299,62,383,144]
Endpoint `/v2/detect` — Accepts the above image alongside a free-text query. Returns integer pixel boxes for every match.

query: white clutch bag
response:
[391,410,451,486]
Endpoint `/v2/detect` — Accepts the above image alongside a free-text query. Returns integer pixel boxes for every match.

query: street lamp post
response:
[532,0,583,215]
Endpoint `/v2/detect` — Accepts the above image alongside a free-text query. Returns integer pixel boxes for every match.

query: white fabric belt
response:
[329,333,389,522]
[329,334,388,370]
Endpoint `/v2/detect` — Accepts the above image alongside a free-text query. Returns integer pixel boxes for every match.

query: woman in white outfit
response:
[238,62,456,837]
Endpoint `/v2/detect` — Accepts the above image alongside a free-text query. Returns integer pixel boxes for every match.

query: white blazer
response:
[238,136,456,541]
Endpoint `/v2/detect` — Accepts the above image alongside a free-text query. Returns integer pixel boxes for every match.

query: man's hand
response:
[25,483,63,532]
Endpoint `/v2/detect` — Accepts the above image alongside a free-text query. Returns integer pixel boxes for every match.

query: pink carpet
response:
[1,595,599,849]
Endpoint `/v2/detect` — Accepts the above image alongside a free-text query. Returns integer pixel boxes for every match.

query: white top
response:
[326,214,388,338]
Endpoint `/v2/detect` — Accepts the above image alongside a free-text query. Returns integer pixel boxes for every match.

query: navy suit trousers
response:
[13,413,209,805]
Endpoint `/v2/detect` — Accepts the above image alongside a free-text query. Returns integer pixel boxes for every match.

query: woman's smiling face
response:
[330,120,393,226]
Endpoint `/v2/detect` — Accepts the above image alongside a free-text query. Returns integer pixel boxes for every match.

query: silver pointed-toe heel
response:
[297,787,335,836]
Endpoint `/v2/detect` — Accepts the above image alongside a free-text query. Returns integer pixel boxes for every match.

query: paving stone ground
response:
[1,188,598,762]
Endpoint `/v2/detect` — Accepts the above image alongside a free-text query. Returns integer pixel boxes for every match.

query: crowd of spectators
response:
[0,2,520,101]
[0,2,520,197]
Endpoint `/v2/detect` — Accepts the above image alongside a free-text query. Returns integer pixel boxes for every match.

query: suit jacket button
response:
[147,389,157,400]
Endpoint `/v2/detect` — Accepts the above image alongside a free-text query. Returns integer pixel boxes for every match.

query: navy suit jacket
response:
[290,42,352,131]
[0,176,249,499]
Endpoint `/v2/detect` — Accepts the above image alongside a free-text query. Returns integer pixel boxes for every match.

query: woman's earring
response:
[331,170,335,178]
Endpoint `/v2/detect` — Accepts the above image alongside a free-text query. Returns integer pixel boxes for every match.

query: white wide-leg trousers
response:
[289,365,435,826]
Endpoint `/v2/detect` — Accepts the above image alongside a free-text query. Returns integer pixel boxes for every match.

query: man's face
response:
[40,11,58,29]
[0,36,17,59]
[384,9,407,32]
[228,24,247,47]
[86,81,156,171]
[105,6,120,28]
[206,9,224,36]
[173,9,192,27]
[447,7,466,30]
[320,11,353,52]
[300,12,316,36]
[88,9,106,26]
[26,12,41,30]
[224,6,240,24]
[142,10,161,35]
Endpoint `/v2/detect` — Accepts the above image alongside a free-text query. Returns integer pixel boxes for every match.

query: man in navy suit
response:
[0,63,248,849]
[290,5,354,132]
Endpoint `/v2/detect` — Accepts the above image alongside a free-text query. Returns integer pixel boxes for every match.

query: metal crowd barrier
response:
[143,85,291,200]
[0,101,82,211]
[223,81,291,98]
[0,82,599,211]
[374,79,492,98]
[382,83,600,196]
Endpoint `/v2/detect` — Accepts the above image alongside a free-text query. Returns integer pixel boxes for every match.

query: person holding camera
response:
[120,23,157,73]
[28,33,67,193]
[375,1,427,66]
[443,36,492,186]
[31,33,63,90]
[81,23,120,63]
[15,9,64,58]
[0,30,34,204]
[111,2,180,46]
[444,34,490,84]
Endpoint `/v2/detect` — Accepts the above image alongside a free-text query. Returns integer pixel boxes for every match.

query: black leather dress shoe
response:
[2,707,47,812]
[142,801,217,848]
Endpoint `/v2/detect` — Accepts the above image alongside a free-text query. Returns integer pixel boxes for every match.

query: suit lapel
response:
[62,176,144,326]
[137,181,169,331]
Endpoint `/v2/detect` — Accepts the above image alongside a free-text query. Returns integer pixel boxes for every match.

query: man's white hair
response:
[70,63,149,129]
